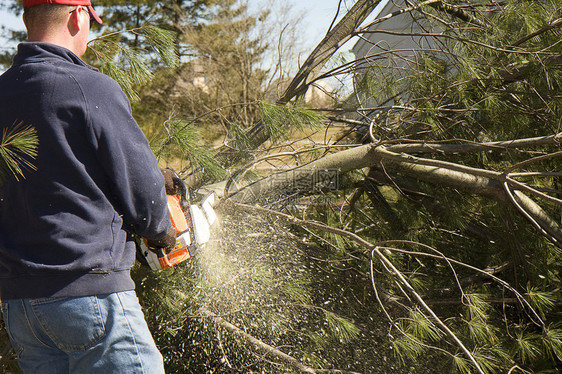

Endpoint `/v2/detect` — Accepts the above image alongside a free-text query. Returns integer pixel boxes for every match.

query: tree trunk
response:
[220,143,562,247]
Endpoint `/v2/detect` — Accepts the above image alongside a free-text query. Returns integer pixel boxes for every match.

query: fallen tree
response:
[215,134,562,250]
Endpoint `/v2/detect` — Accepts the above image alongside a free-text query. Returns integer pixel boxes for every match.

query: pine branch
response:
[277,0,383,104]
[87,25,179,102]
[153,114,225,181]
[384,133,562,154]
[198,307,361,374]
[0,121,38,186]
[224,141,560,205]
[259,102,325,143]
[377,147,562,206]
[213,139,562,248]
[428,1,487,28]
[510,17,562,48]
[225,202,486,374]
[371,242,545,326]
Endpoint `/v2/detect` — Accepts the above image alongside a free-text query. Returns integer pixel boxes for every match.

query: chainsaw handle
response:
[157,247,171,269]
[172,176,190,209]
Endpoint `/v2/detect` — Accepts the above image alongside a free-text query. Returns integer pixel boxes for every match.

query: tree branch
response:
[277,0,382,104]
[225,202,486,374]
[384,133,561,154]
[222,141,562,248]
[198,307,360,374]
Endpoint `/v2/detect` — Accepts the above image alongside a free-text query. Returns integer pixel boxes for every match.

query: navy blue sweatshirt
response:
[0,43,172,300]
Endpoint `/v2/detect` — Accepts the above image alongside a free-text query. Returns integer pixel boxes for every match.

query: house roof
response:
[351,0,394,56]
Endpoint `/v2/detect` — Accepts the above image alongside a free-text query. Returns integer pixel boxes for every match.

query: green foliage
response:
[451,353,472,374]
[0,121,38,187]
[278,2,562,368]
[151,115,225,181]
[514,327,542,364]
[126,1,277,174]
[281,278,313,305]
[303,0,562,371]
[324,310,360,343]
[259,101,325,143]
[134,25,179,68]
[87,25,178,102]
[543,324,562,361]
[525,286,557,319]
[390,336,425,366]
[404,309,442,343]
[2,0,562,373]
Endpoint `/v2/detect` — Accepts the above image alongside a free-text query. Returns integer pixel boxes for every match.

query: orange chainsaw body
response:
[139,183,216,271]
[157,195,192,269]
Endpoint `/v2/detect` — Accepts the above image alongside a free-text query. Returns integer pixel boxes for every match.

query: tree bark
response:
[277,0,383,105]
[198,307,355,374]
[385,133,561,154]
[221,142,562,247]
[239,0,383,154]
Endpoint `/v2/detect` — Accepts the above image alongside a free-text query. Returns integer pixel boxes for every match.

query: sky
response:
[0,0,366,52]
[282,0,347,46]
[257,0,386,50]
[0,0,388,76]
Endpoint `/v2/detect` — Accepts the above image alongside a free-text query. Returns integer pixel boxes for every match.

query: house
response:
[351,0,446,108]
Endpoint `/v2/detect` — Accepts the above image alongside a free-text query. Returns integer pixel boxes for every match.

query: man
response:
[0,1,174,373]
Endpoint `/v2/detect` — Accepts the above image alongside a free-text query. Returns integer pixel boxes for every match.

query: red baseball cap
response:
[23,0,103,25]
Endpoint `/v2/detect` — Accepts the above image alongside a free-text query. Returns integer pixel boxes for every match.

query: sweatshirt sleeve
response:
[83,76,171,240]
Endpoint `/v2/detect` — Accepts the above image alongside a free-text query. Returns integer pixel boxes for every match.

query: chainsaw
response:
[137,175,217,270]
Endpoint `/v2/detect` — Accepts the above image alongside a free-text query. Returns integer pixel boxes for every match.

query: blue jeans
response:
[1,291,165,374]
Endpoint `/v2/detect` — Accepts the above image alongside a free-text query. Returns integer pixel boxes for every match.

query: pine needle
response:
[259,101,326,143]
[514,327,541,364]
[451,353,471,374]
[524,286,555,319]
[138,25,179,68]
[324,311,360,343]
[154,117,225,180]
[88,25,179,102]
[405,309,442,343]
[390,336,425,366]
[543,324,562,361]
[0,121,38,186]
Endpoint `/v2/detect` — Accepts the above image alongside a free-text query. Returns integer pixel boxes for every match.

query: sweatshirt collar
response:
[13,42,98,71]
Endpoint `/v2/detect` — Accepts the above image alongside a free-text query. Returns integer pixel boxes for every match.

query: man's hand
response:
[145,227,176,254]
[160,168,177,195]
